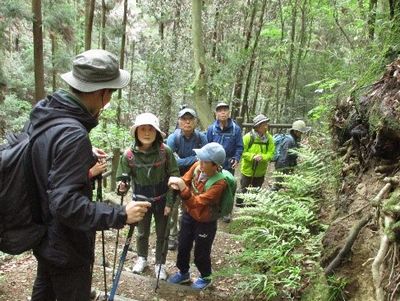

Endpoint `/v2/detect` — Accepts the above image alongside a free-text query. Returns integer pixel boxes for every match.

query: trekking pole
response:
[97,176,108,300]
[250,159,259,187]
[155,211,172,293]
[111,194,124,281]
[108,223,136,301]
[112,174,129,281]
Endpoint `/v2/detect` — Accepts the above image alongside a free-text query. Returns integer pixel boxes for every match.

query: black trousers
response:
[31,258,91,301]
[236,174,265,205]
[176,213,217,278]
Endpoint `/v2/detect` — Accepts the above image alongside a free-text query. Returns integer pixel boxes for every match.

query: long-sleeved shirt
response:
[179,162,227,222]
[240,129,275,177]
[166,129,207,175]
[275,133,299,170]
[116,143,179,207]
[206,119,243,170]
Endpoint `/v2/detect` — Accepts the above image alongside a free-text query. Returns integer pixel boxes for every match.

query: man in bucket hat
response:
[167,143,227,290]
[29,49,151,301]
[237,114,275,207]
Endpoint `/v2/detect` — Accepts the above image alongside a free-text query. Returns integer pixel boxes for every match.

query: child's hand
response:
[168,176,186,191]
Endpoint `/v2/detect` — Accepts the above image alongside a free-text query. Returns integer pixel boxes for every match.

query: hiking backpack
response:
[124,143,167,172]
[211,121,237,145]
[0,118,81,255]
[173,129,203,152]
[247,130,270,150]
[123,144,170,201]
[193,167,237,218]
[272,133,292,162]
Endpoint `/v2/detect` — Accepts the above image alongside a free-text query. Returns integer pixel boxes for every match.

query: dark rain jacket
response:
[29,89,127,268]
[275,132,300,170]
[206,119,243,170]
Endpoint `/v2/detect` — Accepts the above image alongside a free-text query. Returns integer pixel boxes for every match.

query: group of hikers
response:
[22,49,310,300]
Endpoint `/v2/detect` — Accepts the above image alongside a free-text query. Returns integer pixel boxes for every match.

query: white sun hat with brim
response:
[290,120,311,133]
[61,49,130,92]
[193,142,226,166]
[130,113,166,138]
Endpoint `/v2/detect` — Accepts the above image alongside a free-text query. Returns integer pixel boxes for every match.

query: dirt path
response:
[0,216,242,301]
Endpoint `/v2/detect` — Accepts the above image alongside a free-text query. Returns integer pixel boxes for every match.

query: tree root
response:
[371,183,392,207]
[372,215,394,301]
[375,163,400,174]
[341,145,353,162]
[324,213,372,275]
[342,162,359,174]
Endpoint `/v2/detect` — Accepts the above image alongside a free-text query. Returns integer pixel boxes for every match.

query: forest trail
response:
[0,195,244,301]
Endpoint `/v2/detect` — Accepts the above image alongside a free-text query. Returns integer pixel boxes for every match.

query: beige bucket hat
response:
[130,113,166,138]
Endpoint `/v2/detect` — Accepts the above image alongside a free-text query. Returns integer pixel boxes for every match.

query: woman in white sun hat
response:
[116,113,179,280]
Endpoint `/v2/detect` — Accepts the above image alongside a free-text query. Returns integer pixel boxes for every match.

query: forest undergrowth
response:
[223,133,340,300]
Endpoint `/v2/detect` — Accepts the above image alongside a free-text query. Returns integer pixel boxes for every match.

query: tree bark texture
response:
[232,1,257,119]
[32,0,45,104]
[101,0,107,49]
[240,0,268,123]
[284,0,298,118]
[191,0,213,128]
[85,0,95,50]
[117,0,128,126]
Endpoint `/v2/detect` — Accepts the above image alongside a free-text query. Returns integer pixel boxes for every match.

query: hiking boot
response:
[154,264,167,280]
[191,277,211,290]
[167,271,190,284]
[132,256,147,274]
[222,214,231,223]
[168,239,177,250]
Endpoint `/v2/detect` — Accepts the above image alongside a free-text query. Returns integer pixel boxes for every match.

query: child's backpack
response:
[0,117,79,255]
[272,133,291,162]
[194,167,237,218]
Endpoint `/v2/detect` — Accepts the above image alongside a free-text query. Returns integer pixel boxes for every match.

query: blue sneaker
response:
[190,277,211,290]
[167,271,190,284]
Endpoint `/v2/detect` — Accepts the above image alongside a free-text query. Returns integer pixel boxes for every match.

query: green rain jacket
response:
[240,129,275,177]
[116,142,179,208]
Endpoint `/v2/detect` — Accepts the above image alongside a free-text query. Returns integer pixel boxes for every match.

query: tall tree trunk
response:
[271,0,285,122]
[240,0,268,123]
[116,0,128,126]
[284,0,298,118]
[128,41,135,110]
[101,0,107,49]
[32,0,45,104]
[85,0,95,50]
[232,0,257,119]
[208,0,221,106]
[50,32,57,92]
[291,0,308,112]
[191,0,212,128]
[211,1,220,59]
[159,8,172,134]
[251,60,263,116]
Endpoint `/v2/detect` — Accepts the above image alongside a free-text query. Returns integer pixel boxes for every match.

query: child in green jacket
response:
[117,113,179,280]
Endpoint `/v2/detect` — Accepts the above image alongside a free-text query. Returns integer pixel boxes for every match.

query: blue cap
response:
[193,142,226,166]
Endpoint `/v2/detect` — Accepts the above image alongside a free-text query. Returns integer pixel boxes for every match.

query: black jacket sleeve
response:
[47,127,126,231]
